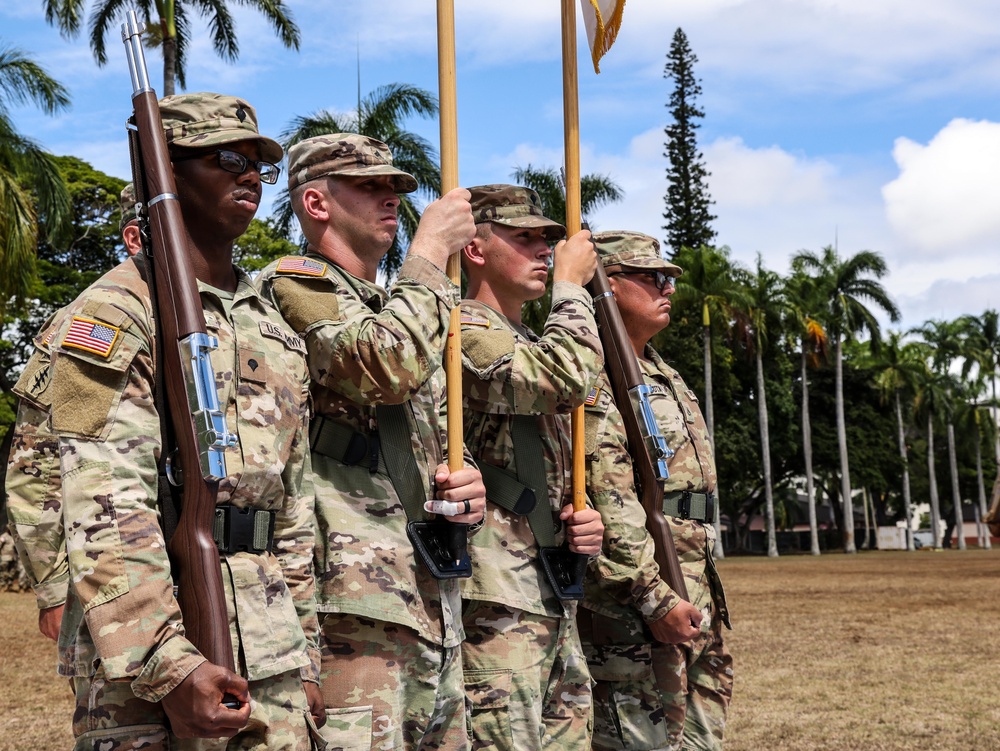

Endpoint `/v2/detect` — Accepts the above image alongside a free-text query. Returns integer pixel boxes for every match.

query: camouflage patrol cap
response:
[287,134,418,193]
[119,182,137,232]
[468,184,566,243]
[593,230,683,277]
[159,92,282,164]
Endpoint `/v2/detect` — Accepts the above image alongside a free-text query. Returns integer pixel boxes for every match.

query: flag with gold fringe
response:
[580,0,625,73]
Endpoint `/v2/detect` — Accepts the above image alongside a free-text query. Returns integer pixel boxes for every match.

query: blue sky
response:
[4,0,1000,330]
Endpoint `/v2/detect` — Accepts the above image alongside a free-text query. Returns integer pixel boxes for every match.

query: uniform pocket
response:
[318,706,372,751]
[465,667,513,749]
[589,643,669,751]
[73,724,169,751]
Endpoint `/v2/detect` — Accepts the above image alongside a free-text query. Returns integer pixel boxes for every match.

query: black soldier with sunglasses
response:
[40,92,325,749]
[580,231,733,751]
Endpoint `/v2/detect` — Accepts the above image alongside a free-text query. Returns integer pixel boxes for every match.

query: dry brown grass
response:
[2,550,999,750]
[724,549,1000,751]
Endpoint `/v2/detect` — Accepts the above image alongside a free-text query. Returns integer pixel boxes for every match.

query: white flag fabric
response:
[580,0,625,73]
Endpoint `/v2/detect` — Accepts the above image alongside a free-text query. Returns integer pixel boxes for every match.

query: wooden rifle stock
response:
[586,264,690,601]
[121,12,238,678]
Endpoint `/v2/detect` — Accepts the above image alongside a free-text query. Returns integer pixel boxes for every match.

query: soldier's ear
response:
[300,186,330,223]
[607,274,620,298]
[462,236,487,269]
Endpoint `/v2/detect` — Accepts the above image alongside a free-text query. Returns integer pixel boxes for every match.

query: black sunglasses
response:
[173,148,280,185]
[609,270,675,292]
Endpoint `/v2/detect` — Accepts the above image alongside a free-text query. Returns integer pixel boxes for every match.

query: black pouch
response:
[538,547,588,600]
[407,519,473,579]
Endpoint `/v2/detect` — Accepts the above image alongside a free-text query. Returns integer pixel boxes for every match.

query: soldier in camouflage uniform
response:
[5,183,141,642]
[458,184,605,750]
[43,93,325,750]
[254,134,486,751]
[580,231,733,751]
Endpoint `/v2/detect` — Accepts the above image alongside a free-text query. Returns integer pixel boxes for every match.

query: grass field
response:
[2,549,999,750]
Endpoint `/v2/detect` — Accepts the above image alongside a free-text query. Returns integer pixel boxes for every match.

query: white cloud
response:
[883,118,1000,258]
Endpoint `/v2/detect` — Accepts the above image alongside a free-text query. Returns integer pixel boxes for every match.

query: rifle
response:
[586,260,689,602]
[120,11,241,699]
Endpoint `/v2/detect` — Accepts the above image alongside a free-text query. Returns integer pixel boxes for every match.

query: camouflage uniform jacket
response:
[254,252,466,648]
[460,281,603,617]
[583,346,729,631]
[7,311,72,612]
[49,258,319,700]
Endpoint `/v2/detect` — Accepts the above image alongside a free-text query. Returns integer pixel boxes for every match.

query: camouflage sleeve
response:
[274,381,321,685]
[586,379,680,622]
[272,254,459,406]
[51,327,206,702]
[462,281,604,415]
[5,397,69,610]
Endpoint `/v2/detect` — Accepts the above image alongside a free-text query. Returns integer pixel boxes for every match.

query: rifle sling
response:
[479,414,557,549]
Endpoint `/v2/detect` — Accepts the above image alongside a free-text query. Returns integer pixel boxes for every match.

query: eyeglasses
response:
[173,149,280,184]
[610,270,675,292]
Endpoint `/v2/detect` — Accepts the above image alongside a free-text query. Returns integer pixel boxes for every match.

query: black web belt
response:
[212,505,276,554]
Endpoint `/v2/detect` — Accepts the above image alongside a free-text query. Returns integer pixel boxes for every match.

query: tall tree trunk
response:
[802,347,820,555]
[927,412,942,548]
[162,31,176,96]
[835,338,855,552]
[975,429,991,549]
[895,390,915,551]
[703,318,724,559]
[756,349,777,557]
[946,421,966,550]
[861,486,871,550]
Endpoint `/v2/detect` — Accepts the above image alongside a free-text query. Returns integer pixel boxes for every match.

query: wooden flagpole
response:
[437,0,464,471]
[561,0,588,514]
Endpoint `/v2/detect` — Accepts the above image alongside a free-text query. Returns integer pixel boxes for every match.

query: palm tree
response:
[914,319,968,549]
[784,269,828,555]
[671,244,750,558]
[512,164,623,228]
[43,0,300,96]
[794,246,900,553]
[872,331,924,551]
[0,44,72,319]
[959,310,1000,543]
[514,164,623,333]
[913,365,950,548]
[275,84,440,277]
[739,255,788,557]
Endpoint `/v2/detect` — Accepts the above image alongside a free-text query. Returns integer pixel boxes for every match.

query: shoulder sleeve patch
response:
[276,256,327,277]
[271,276,340,335]
[61,316,121,359]
[12,351,52,408]
[462,328,515,376]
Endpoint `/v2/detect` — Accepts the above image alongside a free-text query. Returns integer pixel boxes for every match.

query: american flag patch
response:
[42,328,56,346]
[584,386,602,406]
[276,256,326,276]
[62,316,120,358]
[460,311,490,328]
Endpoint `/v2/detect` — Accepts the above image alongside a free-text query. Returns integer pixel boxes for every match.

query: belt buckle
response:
[677,491,692,520]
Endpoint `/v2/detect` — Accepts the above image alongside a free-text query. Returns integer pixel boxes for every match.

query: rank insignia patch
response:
[62,316,120,358]
[276,257,327,276]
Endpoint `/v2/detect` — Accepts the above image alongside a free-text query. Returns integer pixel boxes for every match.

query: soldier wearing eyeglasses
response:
[579,231,733,751]
[33,93,325,749]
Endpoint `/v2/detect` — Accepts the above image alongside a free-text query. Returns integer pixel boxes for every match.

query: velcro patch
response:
[460,310,491,328]
[276,256,327,276]
[584,386,602,406]
[260,320,307,354]
[62,316,120,358]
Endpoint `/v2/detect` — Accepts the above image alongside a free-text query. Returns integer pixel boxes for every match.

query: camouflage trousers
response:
[317,612,467,751]
[581,609,733,751]
[70,666,321,751]
[462,601,593,750]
